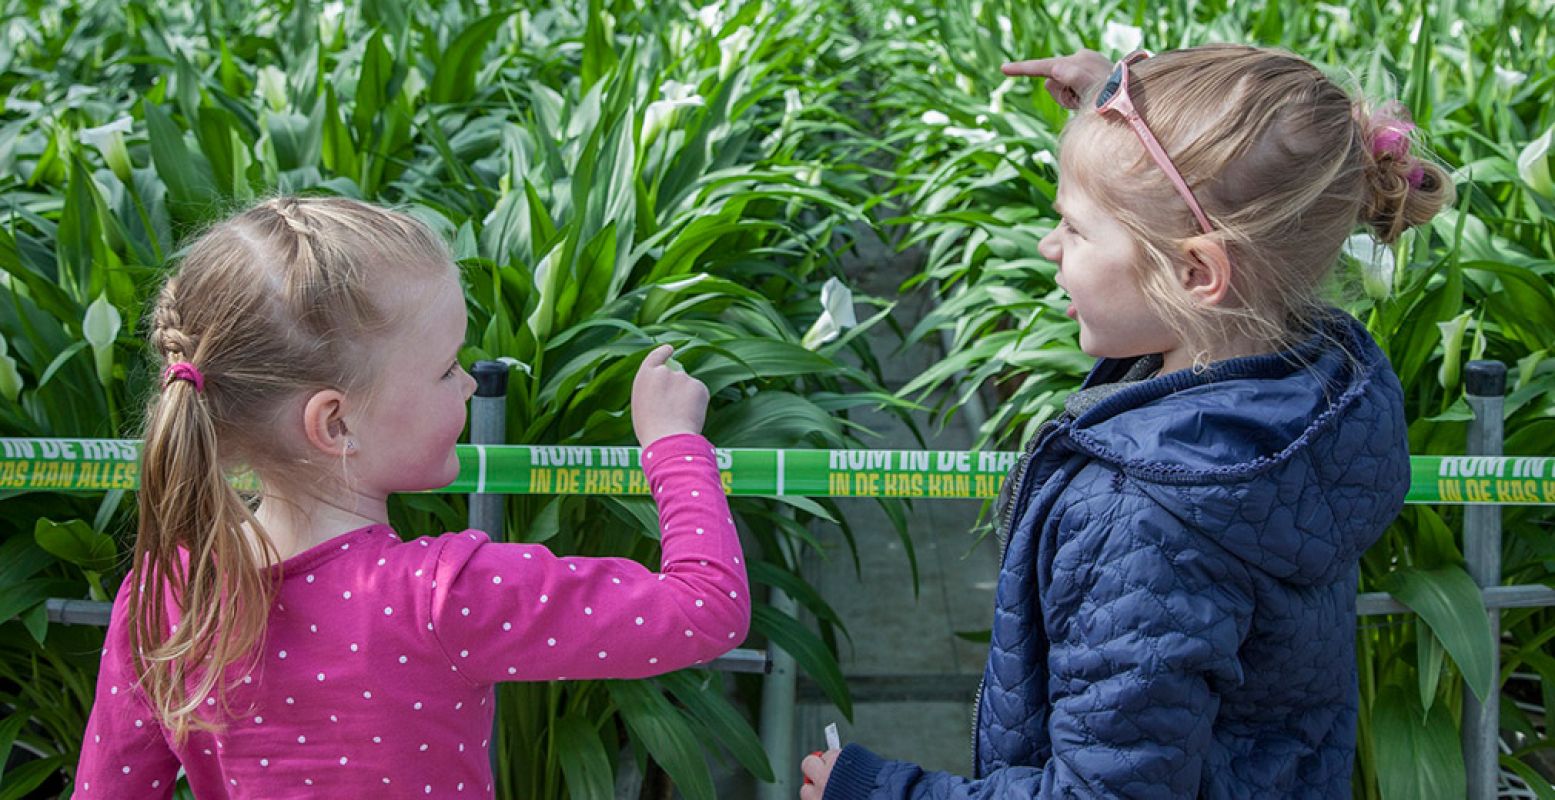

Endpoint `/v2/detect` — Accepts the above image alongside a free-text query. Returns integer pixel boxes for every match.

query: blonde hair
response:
[129,196,453,743]
[1060,44,1455,367]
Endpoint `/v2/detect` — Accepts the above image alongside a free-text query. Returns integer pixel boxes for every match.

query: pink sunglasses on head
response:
[1095,50,1215,235]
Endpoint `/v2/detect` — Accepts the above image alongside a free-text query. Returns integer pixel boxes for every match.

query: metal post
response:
[757,581,799,800]
[469,361,510,539]
[1462,360,1506,800]
[468,360,509,784]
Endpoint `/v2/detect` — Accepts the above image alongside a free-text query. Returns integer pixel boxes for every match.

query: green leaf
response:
[1372,685,1465,800]
[0,755,62,800]
[1500,754,1555,800]
[552,713,614,800]
[35,517,117,573]
[607,680,715,800]
[751,604,851,721]
[659,671,775,782]
[0,712,26,785]
[143,99,217,222]
[430,11,516,105]
[1379,565,1495,703]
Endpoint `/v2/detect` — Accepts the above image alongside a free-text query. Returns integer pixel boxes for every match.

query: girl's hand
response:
[799,749,840,799]
[1001,49,1113,109]
[631,344,709,447]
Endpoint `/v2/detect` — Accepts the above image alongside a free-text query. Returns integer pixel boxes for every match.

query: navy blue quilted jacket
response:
[824,311,1408,799]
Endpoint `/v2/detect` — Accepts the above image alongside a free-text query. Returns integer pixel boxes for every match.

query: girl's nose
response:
[1038,226,1062,263]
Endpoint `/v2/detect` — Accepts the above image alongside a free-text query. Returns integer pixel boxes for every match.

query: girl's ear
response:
[301,389,353,457]
[1178,235,1235,307]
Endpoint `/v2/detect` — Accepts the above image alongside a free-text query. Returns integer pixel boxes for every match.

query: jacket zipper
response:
[970,420,1060,775]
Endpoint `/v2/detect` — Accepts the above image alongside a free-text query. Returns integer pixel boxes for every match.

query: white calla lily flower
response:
[801,278,857,350]
[79,117,134,182]
[0,334,22,402]
[1343,233,1395,300]
[1517,126,1553,198]
[1101,22,1143,56]
[83,294,122,387]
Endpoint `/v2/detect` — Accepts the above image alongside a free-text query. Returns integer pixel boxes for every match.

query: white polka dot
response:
[684,629,694,637]
[134,719,143,728]
[299,735,307,743]
[695,599,704,607]
[340,756,348,765]
[287,697,295,705]
[363,691,372,699]
[317,673,327,681]
[685,456,694,462]
[426,787,432,794]
[374,736,382,743]
[461,607,470,616]
[399,655,408,664]
[305,779,314,785]
[522,552,532,559]
[342,591,352,599]
[350,643,359,652]
[311,624,318,633]
[568,563,577,571]
[306,575,315,583]
[691,491,699,497]
[584,607,593,615]
[598,651,608,659]
[384,606,394,615]
[508,667,517,675]
[729,632,737,638]
[458,784,464,791]
[502,622,512,631]
[730,590,738,598]
[414,701,423,710]
[647,451,654,459]
[460,650,469,658]
[415,569,424,577]
[635,616,644,625]
[122,766,130,774]
[696,528,704,535]
[152,781,159,789]
[206,697,215,706]
[456,702,463,710]
[420,743,428,751]
[539,595,548,603]
[649,657,659,664]
[492,576,502,584]
[331,715,338,722]
[110,686,118,695]
[243,675,253,684]
[612,577,621,584]
[383,778,392,784]
[261,759,269,767]
[254,716,263,724]
[341,543,350,550]
[377,558,386,566]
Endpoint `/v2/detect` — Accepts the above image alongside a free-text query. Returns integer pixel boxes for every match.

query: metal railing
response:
[27,359,1554,797]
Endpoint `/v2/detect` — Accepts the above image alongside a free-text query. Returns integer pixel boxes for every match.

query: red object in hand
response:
[804,751,823,785]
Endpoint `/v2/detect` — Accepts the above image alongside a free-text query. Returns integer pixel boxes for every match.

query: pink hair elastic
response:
[162,362,206,393]
[1368,107,1426,189]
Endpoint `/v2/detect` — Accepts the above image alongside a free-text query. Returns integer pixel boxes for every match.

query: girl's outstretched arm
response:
[429,432,750,684]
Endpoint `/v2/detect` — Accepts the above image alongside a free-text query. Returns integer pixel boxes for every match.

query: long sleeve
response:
[429,433,750,684]
[74,576,181,799]
[825,494,1255,800]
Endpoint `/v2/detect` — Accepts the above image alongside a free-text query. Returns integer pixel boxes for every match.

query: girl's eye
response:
[442,362,459,379]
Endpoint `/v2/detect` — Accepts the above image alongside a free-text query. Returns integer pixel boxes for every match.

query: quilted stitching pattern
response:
[826,312,1409,800]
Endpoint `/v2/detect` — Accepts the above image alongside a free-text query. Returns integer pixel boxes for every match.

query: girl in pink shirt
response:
[73,197,749,798]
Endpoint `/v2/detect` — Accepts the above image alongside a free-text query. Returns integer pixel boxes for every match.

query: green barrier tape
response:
[2,439,1553,505]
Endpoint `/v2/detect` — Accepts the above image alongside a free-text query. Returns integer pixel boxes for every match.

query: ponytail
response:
[126,282,278,744]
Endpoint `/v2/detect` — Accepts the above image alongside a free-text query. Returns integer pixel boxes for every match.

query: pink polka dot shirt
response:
[74,434,748,798]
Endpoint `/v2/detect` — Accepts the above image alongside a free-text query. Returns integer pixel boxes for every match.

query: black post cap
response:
[471,360,510,398]
[1463,360,1506,398]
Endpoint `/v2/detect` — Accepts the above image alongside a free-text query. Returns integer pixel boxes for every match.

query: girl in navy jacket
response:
[804,44,1451,799]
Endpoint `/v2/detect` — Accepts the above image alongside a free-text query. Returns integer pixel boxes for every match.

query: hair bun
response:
[1357,101,1454,244]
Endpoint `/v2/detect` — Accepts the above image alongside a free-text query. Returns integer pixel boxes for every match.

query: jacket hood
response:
[1065,310,1409,585]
